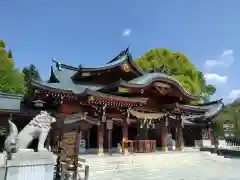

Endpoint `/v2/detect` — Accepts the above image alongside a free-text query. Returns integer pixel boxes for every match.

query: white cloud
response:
[204,49,234,68]
[122,28,131,36]
[204,73,228,84]
[228,89,240,100]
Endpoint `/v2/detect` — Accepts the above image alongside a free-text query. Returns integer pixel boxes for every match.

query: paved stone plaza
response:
[84,150,240,180]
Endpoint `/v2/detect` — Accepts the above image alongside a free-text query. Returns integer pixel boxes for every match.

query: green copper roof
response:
[126,72,200,100]
[178,99,224,122]
[128,72,176,84]
[0,93,23,112]
[181,99,224,112]
[33,67,104,94]
[52,48,143,75]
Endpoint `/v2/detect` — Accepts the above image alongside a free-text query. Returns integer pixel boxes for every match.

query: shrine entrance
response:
[183,126,202,147]
[88,125,98,149]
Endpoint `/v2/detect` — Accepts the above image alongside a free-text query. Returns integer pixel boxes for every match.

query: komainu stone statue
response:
[4,111,56,152]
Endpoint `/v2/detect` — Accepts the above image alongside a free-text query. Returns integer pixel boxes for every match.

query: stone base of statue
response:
[202,139,213,148]
[5,151,56,180]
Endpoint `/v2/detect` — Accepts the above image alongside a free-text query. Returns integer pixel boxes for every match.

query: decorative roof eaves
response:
[126,55,143,76]
[195,98,224,107]
[180,99,224,111]
[30,79,74,94]
[81,88,148,104]
[119,78,200,101]
[51,48,143,77]
[52,59,79,71]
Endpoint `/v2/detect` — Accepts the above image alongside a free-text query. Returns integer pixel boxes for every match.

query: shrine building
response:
[0,48,224,154]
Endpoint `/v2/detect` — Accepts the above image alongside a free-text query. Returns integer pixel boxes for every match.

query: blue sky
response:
[1,0,240,102]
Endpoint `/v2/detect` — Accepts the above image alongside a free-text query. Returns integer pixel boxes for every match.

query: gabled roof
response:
[50,48,143,82]
[41,65,104,94]
[78,47,143,75]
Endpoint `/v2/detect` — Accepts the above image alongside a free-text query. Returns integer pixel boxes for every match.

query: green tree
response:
[22,64,41,82]
[0,40,25,94]
[135,48,216,100]
[215,99,240,137]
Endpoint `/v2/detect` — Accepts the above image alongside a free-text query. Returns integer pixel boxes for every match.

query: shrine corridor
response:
[82,150,240,180]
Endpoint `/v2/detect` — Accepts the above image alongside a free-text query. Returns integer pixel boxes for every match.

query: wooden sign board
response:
[118,87,129,93]
[60,131,77,156]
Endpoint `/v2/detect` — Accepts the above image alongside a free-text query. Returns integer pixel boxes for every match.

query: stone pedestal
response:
[5,151,56,180]
[218,139,227,148]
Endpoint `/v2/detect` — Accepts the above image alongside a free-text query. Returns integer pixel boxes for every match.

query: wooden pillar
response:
[176,126,184,151]
[97,123,104,155]
[106,120,113,154]
[97,105,107,155]
[122,120,128,154]
[207,127,214,145]
[87,129,90,149]
[161,119,168,152]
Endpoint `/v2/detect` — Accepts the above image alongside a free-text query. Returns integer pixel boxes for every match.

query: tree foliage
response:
[215,99,240,137]
[0,40,25,94]
[135,48,216,100]
[22,64,41,82]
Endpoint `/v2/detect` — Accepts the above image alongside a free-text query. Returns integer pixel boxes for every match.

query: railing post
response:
[85,164,89,180]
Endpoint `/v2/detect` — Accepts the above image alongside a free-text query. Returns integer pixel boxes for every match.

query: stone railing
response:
[196,139,240,151]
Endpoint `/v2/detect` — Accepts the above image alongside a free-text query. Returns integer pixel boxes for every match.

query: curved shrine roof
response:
[176,99,224,123]
[119,72,200,101]
[31,66,147,105]
[52,48,143,80]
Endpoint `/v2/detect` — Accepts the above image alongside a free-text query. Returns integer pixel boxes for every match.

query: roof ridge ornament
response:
[52,58,62,71]
[107,47,130,64]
